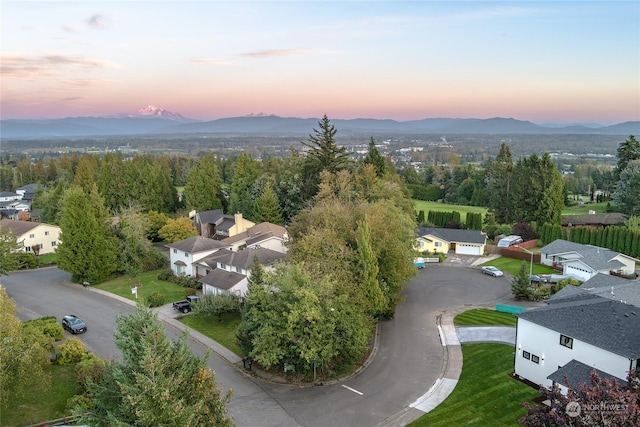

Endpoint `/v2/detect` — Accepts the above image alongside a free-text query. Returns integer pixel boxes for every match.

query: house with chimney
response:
[192,210,255,240]
[221,222,288,253]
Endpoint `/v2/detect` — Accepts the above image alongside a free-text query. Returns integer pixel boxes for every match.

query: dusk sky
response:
[2,1,639,124]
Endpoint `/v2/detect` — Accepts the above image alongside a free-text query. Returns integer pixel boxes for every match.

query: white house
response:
[165,236,226,276]
[514,295,639,393]
[539,239,638,281]
[195,247,286,296]
[221,222,288,253]
[415,227,487,256]
[0,219,61,255]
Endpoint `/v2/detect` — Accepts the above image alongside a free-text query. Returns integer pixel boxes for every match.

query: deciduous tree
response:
[158,217,198,243]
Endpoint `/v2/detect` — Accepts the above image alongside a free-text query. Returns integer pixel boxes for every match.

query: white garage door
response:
[456,244,481,255]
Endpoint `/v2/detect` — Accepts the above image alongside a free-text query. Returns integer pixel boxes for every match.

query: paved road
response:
[2,263,514,426]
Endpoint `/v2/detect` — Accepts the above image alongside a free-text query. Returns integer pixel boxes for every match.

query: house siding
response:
[515,318,630,389]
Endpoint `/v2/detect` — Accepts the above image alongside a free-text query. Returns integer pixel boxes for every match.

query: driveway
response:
[3,261,517,427]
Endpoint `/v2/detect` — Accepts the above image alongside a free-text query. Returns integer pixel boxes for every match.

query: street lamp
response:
[516,245,533,286]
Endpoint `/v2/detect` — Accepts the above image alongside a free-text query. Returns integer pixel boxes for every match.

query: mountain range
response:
[1,106,638,138]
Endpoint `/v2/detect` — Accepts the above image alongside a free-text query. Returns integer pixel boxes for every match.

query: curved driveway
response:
[2,263,513,427]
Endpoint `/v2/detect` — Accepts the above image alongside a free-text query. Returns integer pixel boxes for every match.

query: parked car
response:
[61,315,87,334]
[528,274,548,283]
[172,295,201,314]
[481,266,504,277]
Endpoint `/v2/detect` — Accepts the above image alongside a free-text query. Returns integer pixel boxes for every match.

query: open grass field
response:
[180,312,243,357]
[94,270,186,304]
[562,201,609,215]
[413,200,488,223]
[408,343,540,427]
[454,308,517,327]
[0,364,81,427]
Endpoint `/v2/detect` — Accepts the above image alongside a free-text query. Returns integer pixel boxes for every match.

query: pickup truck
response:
[172,295,201,313]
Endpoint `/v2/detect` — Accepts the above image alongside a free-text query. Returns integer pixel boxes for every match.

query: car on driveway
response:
[481,266,504,277]
[528,274,548,283]
[61,314,87,334]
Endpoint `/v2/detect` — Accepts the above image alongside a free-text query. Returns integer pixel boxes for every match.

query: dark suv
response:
[61,315,87,334]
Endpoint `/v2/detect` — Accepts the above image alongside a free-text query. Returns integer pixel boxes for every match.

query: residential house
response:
[415,227,487,256]
[221,222,288,253]
[165,236,226,276]
[562,212,627,228]
[539,239,638,281]
[195,247,286,296]
[193,210,255,240]
[514,295,639,393]
[550,273,640,307]
[0,219,61,255]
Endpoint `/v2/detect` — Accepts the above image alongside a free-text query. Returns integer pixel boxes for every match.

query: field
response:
[93,270,186,304]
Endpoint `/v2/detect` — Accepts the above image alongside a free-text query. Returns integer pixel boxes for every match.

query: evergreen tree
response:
[184,154,224,213]
[300,115,351,200]
[485,143,515,224]
[253,180,284,225]
[57,185,121,284]
[363,137,386,177]
[228,153,261,218]
[613,160,640,216]
[616,135,640,178]
[511,263,532,301]
[78,304,233,426]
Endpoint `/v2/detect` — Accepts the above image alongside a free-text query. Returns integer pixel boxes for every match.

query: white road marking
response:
[342,384,363,395]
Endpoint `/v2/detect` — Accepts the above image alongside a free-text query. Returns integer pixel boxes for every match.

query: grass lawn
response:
[0,363,81,427]
[408,344,540,427]
[94,270,186,304]
[480,256,556,277]
[413,200,488,224]
[180,312,243,357]
[454,308,517,327]
[562,201,609,215]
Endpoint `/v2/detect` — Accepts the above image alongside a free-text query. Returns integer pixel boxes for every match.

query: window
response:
[522,351,531,360]
[52,241,57,246]
[29,233,35,238]
[184,252,189,258]
[173,248,177,254]
[25,246,31,252]
[560,334,573,349]
[221,263,227,270]
[531,355,540,364]
[235,267,242,273]
[45,231,49,236]
[418,241,424,248]
[435,242,442,247]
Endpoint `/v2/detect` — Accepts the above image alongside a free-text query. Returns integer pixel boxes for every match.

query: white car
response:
[481,266,504,277]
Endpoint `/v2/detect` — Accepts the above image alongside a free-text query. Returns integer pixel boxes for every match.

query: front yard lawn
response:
[408,343,540,427]
[454,308,517,327]
[180,312,243,357]
[480,257,556,277]
[94,270,186,304]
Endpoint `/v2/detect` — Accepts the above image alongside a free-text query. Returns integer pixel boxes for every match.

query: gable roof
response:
[222,222,288,246]
[540,239,636,271]
[165,236,226,253]
[561,213,627,227]
[199,269,245,290]
[547,359,627,388]
[194,209,225,225]
[417,227,486,244]
[203,247,286,269]
[0,219,48,236]
[548,273,640,307]
[517,296,640,359]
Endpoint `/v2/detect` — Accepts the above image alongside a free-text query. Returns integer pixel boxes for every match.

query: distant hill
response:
[1,112,638,139]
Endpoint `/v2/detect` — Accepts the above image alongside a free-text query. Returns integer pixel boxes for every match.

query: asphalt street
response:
[2,261,516,426]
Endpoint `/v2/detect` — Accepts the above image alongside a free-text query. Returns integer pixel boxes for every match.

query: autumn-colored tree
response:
[158,217,198,243]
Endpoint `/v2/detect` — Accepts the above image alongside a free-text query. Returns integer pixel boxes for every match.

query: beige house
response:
[0,219,61,255]
[415,227,487,256]
[221,222,288,253]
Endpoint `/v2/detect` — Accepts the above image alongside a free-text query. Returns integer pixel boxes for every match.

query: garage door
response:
[456,244,481,255]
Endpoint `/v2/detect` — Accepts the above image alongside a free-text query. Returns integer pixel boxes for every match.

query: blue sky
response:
[2,1,639,124]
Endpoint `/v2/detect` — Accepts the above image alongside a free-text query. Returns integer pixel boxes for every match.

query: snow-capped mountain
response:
[136,105,184,118]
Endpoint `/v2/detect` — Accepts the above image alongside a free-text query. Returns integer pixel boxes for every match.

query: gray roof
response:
[517,296,640,359]
[203,247,285,269]
[539,239,630,272]
[549,273,640,307]
[165,236,226,253]
[199,269,244,290]
[581,272,635,289]
[561,213,627,227]
[547,359,627,388]
[222,222,287,245]
[217,218,235,231]
[417,227,487,245]
[194,209,224,224]
[547,285,590,303]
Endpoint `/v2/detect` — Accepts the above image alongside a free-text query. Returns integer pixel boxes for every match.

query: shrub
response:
[57,338,88,365]
[157,269,174,281]
[172,275,201,289]
[24,316,64,341]
[16,252,38,269]
[533,287,551,300]
[146,292,165,307]
[75,356,105,390]
[66,394,94,413]
[184,287,197,297]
